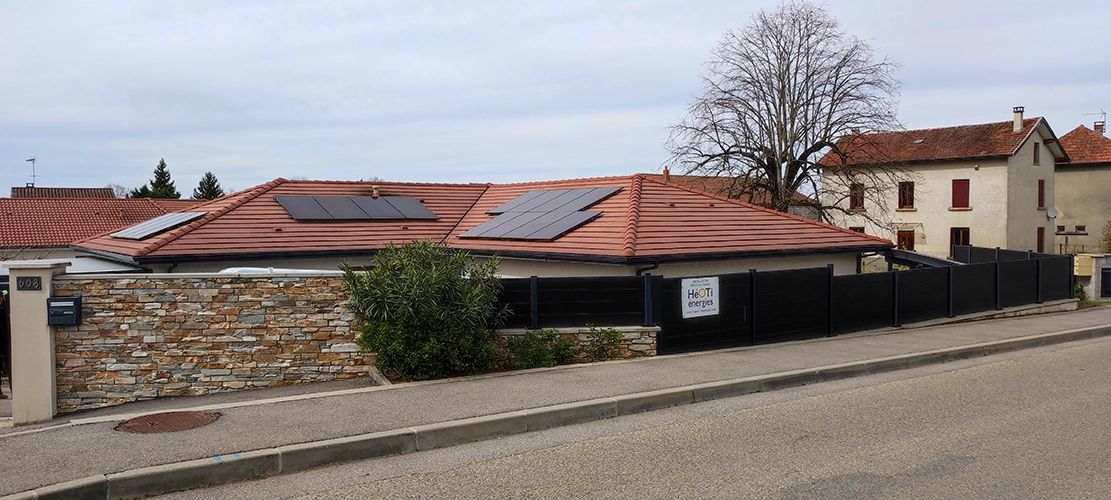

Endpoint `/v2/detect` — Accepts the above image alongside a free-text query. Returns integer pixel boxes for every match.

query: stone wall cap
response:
[4,260,72,270]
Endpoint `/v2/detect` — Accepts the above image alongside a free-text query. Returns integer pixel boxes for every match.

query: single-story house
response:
[73,175,893,277]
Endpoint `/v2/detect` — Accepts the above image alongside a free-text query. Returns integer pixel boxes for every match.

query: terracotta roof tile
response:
[643,174,813,205]
[1058,125,1111,164]
[77,175,892,264]
[819,118,1043,166]
[0,198,205,248]
[10,187,116,198]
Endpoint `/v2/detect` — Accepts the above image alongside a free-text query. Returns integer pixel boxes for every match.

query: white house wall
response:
[1006,135,1057,253]
[1054,164,1111,252]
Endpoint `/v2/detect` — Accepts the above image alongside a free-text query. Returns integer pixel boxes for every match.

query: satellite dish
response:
[1046,208,1059,219]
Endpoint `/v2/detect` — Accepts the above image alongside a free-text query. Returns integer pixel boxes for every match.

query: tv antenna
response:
[25,157,37,187]
[1082,109,1107,121]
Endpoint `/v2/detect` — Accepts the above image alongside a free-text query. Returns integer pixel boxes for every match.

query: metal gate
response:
[1103,268,1111,298]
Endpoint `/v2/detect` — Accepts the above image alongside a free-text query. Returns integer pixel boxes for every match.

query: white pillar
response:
[6,261,69,425]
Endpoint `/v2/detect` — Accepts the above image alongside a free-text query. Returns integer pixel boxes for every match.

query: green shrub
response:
[584,323,624,361]
[341,240,507,381]
[1075,283,1087,301]
[505,329,576,369]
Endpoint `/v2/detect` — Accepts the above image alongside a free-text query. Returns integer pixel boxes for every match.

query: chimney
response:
[371,185,379,199]
[1096,121,1106,135]
[662,168,670,183]
[1013,106,1024,133]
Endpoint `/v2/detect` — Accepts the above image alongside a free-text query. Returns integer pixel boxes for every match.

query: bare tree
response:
[106,183,128,198]
[666,0,905,224]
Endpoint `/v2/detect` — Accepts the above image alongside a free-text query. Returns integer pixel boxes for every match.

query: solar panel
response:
[315,196,370,219]
[275,196,332,220]
[459,186,621,241]
[526,211,602,240]
[384,196,438,220]
[277,195,438,221]
[111,212,207,240]
[350,196,404,219]
[487,190,547,214]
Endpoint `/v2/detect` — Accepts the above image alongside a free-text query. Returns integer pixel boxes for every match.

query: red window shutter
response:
[1037,227,1045,253]
[952,179,969,208]
[1037,179,1045,208]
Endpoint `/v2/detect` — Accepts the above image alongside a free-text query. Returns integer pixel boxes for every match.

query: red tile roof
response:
[819,118,1047,166]
[76,179,491,259]
[77,176,891,265]
[643,174,815,206]
[1058,125,1111,164]
[10,187,116,198]
[0,198,205,248]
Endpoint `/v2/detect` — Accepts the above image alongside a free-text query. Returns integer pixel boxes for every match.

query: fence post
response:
[749,268,757,345]
[948,264,955,318]
[529,276,538,329]
[995,261,1002,310]
[1069,254,1076,299]
[1028,250,1033,260]
[995,247,1000,261]
[892,269,900,327]
[1036,258,1043,304]
[643,273,653,326]
[827,264,835,337]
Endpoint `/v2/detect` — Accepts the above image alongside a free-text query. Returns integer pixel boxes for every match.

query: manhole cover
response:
[116,411,221,434]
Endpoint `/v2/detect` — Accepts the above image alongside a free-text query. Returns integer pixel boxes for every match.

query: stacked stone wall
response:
[52,273,370,413]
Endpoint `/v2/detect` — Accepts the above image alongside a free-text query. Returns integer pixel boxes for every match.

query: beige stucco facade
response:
[825,125,1058,259]
[1054,164,1111,253]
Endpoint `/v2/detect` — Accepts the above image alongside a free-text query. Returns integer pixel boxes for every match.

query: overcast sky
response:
[2,0,1109,195]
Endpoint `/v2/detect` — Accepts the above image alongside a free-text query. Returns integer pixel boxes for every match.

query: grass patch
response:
[1078,300,1109,309]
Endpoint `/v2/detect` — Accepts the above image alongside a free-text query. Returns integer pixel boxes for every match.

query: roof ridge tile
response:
[621,175,643,257]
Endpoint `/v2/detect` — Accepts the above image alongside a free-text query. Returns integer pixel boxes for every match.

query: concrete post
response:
[6,261,69,425]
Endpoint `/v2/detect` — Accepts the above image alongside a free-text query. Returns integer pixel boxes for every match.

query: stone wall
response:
[52,272,372,413]
[497,326,659,360]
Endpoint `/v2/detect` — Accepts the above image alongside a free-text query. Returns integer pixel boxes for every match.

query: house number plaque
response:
[16,276,42,291]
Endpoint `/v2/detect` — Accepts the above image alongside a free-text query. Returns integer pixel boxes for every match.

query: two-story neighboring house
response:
[1054,121,1111,253]
[819,107,1068,259]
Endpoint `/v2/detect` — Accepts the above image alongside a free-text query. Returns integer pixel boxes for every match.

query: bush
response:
[584,323,624,361]
[341,240,507,381]
[1075,283,1087,301]
[505,329,576,369]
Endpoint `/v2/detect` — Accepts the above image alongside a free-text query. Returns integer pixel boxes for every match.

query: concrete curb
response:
[7,324,1111,500]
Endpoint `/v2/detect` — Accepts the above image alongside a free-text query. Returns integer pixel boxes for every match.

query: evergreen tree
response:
[129,158,180,199]
[192,172,226,200]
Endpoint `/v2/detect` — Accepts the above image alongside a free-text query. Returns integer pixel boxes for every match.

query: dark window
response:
[1037,179,1045,208]
[952,179,970,208]
[950,227,970,253]
[1037,227,1045,253]
[897,230,915,251]
[849,226,865,233]
[898,182,914,209]
[849,183,864,210]
[1057,225,1066,233]
[1034,142,1041,165]
[1077,225,1087,233]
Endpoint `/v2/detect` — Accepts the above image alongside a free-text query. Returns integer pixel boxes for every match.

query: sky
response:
[2,0,1109,195]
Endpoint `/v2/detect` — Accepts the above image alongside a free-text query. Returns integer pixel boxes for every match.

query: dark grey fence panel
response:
[754,267,828,344]
[997,249,1031,261]
[658,272,752,354]
[535,276,644,327]
[969,246,998,263]
[999,260,1038,308]
[499,278,533,329]
[1041,257,1071,301]
[897,267,949,324]
[952,245,971,263]
[952,263,996,316]
[833,272,894,335]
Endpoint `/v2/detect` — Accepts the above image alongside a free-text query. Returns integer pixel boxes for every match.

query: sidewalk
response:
[3,305,1111,498]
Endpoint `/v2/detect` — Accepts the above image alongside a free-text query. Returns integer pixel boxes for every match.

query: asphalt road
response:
[158,336,1111,499]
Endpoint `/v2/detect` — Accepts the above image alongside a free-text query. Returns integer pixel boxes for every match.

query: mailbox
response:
[47,297,82,325]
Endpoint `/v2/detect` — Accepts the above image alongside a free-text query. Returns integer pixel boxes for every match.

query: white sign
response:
[681,276,719,318]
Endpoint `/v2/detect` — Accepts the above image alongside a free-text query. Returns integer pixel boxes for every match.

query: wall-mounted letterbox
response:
[47,297,82,326]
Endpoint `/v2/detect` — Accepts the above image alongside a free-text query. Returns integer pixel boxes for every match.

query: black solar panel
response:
[111,212,207,240]
[350,196,404,219]
[315,196,370,219]
[384,196,438,219]
[277,195,437,221]
[459,186,621,241]
[275,196,332,220]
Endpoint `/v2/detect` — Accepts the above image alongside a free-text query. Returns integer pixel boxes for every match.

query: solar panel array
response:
[460,187,621,240]
[111,212,208,240]
[275,196,438,221]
